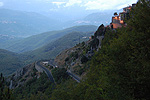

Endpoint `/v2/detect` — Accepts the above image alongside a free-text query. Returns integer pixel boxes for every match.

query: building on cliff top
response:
[110,3,136,29]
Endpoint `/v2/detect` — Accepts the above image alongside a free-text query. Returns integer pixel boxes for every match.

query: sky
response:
[51,0,138,10]
[0,0,138,11]
[0,0,138,21]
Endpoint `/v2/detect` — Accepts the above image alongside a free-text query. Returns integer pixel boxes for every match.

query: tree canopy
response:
[51,0,150,99]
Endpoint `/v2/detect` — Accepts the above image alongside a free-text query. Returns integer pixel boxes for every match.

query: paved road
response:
[9,80,13,89]
[38,60,81,83]
[36,61,55,84]
[67,70,81,83]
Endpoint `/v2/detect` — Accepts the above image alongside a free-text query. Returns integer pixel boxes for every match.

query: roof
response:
[119,12,126,14]
[43,62,49,64]
[123,6,132,9]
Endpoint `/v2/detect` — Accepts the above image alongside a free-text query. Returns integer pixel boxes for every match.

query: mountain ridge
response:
[23,31,95,63]
[0,49,23,76]
[0,8,60,37]
[0,25,97,53]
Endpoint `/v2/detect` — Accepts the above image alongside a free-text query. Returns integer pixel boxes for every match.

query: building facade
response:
[111,4,136,29]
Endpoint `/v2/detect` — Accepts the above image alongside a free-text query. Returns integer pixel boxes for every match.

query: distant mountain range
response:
[0,5,124,77]
[0,25,97,53]
[0,25,97,75]
[0,8,113,38]
[0,9,113,76]
[0,8,61,37]
[83,12,112,25]
[63,11,114,28]
[24,31,94,62]
[0,34,21,43]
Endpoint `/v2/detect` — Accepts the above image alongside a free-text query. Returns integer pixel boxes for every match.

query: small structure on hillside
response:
[110,4,136,29]
[43,62,49,66]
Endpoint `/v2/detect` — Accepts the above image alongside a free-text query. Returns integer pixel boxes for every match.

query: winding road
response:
[67,70,81,83]
[36,61,55,84]
[36,60,81,83]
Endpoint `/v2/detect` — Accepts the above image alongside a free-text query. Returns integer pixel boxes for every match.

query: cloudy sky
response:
[51,0,138,10]
[0,0,138,21]
[0,0,138,11]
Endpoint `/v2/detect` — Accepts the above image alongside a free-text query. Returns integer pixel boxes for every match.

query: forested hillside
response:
[1,0,150,100]
[49,0,150,99]
[0,49,23,76]
[0,25,97,76]
[0,25,97,53]
[24,31,94,63]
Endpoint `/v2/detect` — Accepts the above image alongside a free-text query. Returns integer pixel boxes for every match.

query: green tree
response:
[128,0,150,33]
[94,24,105,37]
[0,73,14,100]
[85,1,150,99]
[69,1,150,99]
[52,68,69,84]
[81,55,88,64]
[114,12,118,16]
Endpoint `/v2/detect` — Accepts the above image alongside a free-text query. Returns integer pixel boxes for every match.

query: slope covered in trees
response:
[23,31,94,63]
[50,0,150,99]
[0,26,97,76]
[0,25,97,53]
[4,0,150,99]
[0,49,23,76]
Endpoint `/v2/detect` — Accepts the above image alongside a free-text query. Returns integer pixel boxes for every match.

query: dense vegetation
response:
[13,72,54,100]
[51,68,69,84]
[0,73,14,100]
[0,49,23,76]
[49,0,150,99]
[12,67,74,100]
[24,31,94,63]
[2,0,150,99]
[0,25,97,76]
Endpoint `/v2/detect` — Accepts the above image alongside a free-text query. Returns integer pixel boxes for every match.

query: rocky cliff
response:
[7,63,42,89]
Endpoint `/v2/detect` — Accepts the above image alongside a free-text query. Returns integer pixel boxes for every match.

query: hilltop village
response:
[109,3,136,29]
